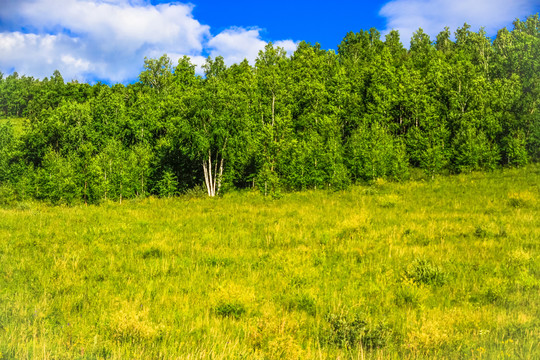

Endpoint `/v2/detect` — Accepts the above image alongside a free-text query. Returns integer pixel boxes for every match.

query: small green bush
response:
[141,247,163,259]
[474,226,488,238]
[214,301,246,319]
[406,258,446,286]
[0,185,17,206]
[326,312,367,348]
[325,313,389,349]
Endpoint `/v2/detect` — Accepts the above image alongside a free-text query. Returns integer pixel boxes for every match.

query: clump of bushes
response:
[214,301,246,319]
[405,258,446,286]
[325,312,390,349]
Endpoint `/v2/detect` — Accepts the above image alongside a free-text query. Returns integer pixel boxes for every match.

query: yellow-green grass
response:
[0,166,539,359]
[0,117,26,137]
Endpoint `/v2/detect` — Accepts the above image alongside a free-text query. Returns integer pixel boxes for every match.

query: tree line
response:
[0,15,538,203]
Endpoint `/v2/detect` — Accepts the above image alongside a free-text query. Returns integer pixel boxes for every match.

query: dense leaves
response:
[0,15,538,203]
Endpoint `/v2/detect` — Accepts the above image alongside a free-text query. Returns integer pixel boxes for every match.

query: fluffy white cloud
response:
[274,40,299,55]
[12,0,209,53]
[0,0,298,82]
[0,32,94,81]
[207,28,297,66]
[208,28,266,65]
[380,0,537,46]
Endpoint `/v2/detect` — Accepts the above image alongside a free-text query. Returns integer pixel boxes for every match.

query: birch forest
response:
[0,15,539,203]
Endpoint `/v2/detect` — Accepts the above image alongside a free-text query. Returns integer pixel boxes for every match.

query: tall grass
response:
[0,165,538,359]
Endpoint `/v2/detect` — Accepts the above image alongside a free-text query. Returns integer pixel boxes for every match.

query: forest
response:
[0,15,538,203]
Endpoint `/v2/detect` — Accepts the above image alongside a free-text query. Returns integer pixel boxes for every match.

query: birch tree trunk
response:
[202,147,226,197]
[202,150,215,196]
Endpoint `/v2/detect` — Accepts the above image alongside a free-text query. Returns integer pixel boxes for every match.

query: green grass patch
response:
[0,165,539,358]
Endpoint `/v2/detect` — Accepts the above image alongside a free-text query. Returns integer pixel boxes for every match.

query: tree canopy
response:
[0,15,538,203]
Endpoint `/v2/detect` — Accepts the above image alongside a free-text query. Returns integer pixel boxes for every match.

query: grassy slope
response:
[0,166,538,359]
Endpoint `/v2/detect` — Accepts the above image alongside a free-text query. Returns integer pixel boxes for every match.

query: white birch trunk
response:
[203,161,211,196]
[202,137,228,197]
[203,150,217,197]
[271,91,275,127]
[216,157,224,195]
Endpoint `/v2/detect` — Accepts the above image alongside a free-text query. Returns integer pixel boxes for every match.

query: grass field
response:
[0,166,539,359]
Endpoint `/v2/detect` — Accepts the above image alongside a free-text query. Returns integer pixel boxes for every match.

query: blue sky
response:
[185,0,389,49]
[0,0,538,84]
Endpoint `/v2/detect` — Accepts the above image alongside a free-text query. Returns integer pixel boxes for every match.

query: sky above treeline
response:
[0,0,538,84]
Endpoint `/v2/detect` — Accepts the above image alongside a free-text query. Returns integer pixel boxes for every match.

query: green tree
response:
[139,54,174,94]
[346,122,409,182]
[36,150,80,204]
[255,43,294,194]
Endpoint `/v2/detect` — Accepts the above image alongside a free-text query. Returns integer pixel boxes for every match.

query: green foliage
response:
[326,312,368,348]
[155,170,178,197]
[214,302,247,319]
[405,258,446,286]
[0,14,539,202]
[36,150,80,204]
[503,131,529,166]
[453,128,500,172]
[325,313,390,350]
[0,184,17,206]
[347,123,409,182]
[0,121,16,183]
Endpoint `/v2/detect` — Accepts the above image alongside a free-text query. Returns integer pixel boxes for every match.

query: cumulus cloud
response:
[274,40,299,55]
[207,28,297,66]
[0,0,298,83]
[380,0,538,46]
[208,28,267,65]
[0,32,95,81]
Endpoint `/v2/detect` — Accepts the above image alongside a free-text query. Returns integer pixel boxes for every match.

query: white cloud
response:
[274,40,299,55]
[380,0,537,46]
[0,0,298,82]
[0,0,210,82]
[208,28,266,65]
[207,28,298,66]
[14,0,208,53]
[0,32,93,81]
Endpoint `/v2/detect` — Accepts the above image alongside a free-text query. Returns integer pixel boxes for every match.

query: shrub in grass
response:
[141,247,163,259]
[325,313,390,349]
[474,226,488,238]
[214,301,246,319]
[406,258,446,286]
[326,312,367,348]
[362,322,391,349]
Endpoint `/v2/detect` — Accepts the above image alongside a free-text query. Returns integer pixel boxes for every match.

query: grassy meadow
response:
[0,166,539,359]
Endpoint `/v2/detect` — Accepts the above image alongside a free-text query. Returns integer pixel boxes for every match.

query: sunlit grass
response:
[0,165,538,359]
